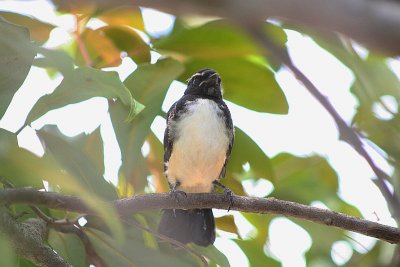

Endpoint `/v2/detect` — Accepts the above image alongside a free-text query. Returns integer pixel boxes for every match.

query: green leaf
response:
[0,233,16,267]
[26,67,140,123]
[37,127,124,242]
[97,6,145,30]
[102,25,151,63]
[155,20,262,59]
[270,153,338,204]
[228,127,274,181]
[215,215,240,237]
[0,128,47,188]
[180,58,288,113]
[193,245,230,267]
[0,17,35,119]
[48,230,86,267]
[110,58,183,190]
[85,228,191,267]
[37,127,116,200]
[235,239,280,267]
[0,12,54,44]
[33,46,75,76]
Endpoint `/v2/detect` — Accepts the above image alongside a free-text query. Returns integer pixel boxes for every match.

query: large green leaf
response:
[85,228,192,267]
[0,12,54,44]
[270,153,338,204]
[37,127,124,242]
[37,127,117,200]
[26,67,140,124]
[0,128,53,188]
[180,58,288,113]
[48,230,86,267]
[155,20,261,59]
[33,46,75,76]
[228,127,273,181]
[102,25,151,63]
[110,58,183,191]
[0,17,35,119]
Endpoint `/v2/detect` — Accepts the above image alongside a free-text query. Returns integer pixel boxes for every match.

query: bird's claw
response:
[224,188,234,212]
[170,189,187,203]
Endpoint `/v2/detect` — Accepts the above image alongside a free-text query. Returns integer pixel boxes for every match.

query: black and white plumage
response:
[158,68,234,247]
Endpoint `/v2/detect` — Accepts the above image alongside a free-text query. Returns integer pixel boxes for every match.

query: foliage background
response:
[0,0,399,266]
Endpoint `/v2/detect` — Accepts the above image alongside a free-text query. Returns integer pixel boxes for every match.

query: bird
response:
[158,68,235,247]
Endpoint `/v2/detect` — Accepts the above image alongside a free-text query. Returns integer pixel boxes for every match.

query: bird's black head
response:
[184,68,222,99]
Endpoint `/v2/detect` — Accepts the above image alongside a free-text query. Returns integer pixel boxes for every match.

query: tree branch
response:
[0,206,72,267]
[1,188,399,244]
[52,0,400,55]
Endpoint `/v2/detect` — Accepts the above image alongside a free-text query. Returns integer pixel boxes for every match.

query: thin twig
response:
[1,188,399,244]
[74,14,92,66]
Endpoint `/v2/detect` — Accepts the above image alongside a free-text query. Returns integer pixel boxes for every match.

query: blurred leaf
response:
[83,127,105,175]
[228,127,273,181]
[270,153,338,204]
[85,228,192,267]
[98,6,144,30]
[76,28,122,68]
[216,215,240,237]
[37,127,124,242]
[102,25,151,63]
[147,132,169,193]
[180,58,288,113]
[33,46,74,76]
[350,55,400,107]
[48,230,86,267]
[155,20,262,59]
[0,233,16,267]
[37,127,116,200]
[0,128,47,188]
[27,67,140,124]
[193,245,230,267]
[235,239,280,267]
[0,11,54,44]
[0,17,35,119]
[354,109,400,161]
[110,58,183,190]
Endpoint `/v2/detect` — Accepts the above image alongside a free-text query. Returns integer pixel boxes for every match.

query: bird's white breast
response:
[166,99,229,193]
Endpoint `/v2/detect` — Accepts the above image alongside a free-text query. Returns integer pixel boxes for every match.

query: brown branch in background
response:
[54,223,107,267]
[244,24,400,222]
[1,188,400,244]
[52,0,400,55]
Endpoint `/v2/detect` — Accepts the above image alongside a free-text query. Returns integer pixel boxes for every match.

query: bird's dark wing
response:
[218,101,234,179]
[163,102,177,172]
[163,95,195,172]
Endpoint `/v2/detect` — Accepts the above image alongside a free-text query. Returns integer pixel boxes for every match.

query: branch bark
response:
[52,0,400,55]
[0,206,72,267]
[1,188,399,244]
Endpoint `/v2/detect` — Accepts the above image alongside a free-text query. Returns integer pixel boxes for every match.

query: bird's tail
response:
[158,208,215,247]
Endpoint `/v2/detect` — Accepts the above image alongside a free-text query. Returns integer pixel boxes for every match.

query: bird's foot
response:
[213,180,234,211]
